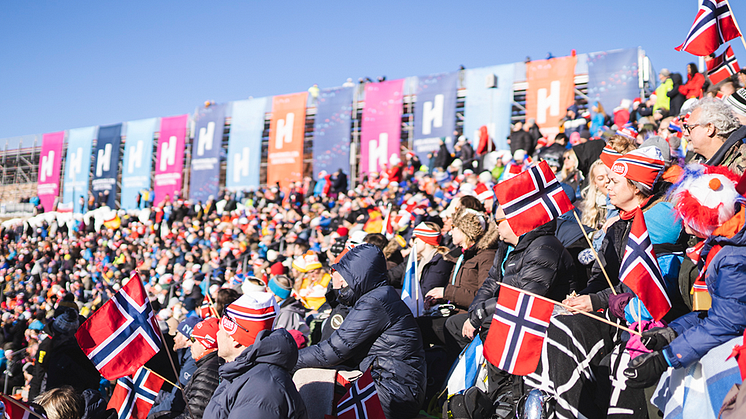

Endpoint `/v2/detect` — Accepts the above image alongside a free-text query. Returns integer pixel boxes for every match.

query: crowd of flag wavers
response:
[4,82,746,419]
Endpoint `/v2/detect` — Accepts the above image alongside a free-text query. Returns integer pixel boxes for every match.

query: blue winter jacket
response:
[295,244,426,419]
[203,329,307,419]
[664,220,746,368]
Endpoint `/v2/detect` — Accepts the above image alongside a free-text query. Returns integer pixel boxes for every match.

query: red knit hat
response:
[610,146,665,188]
[600,144,622,168]
[221,292,277,347]
[270,262,286,277]
[413,222,441,246]
[191,317,219,350]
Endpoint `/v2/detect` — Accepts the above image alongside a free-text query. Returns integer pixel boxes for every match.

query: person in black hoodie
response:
[295,244,426,419]
[204,292,306,419]
[28,309,100,401]
[667,72,686,117]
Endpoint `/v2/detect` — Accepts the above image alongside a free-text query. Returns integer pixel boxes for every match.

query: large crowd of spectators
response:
[2,64,746,419]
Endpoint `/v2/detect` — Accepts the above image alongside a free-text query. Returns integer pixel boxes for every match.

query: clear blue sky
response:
[2,0,746,139]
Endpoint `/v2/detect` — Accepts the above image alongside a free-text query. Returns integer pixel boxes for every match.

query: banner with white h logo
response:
[226,98,268,191]
[189,103,226,203]
[36,131,66,212]
[63,126,96,213]
[92,124,122,208]
[121,118,158,209]
[154,115,188,206]
[267,92,308,189]
[412,71,459,162]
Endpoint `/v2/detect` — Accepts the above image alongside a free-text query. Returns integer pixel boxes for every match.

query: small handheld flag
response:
[106,367,165,419]
[336,369,386,419]
[401,241,424,317]
[676,0,741,56]
[483,286,554,376]
[619,209,672,322]
[76,272,162,380]
[493,160,574,236]
[706,45,740,85]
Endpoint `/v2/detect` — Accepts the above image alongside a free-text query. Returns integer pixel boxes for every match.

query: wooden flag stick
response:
[498,281,642,337]
[571,210,618,295]
[145,367,181,390]
[725,0,746,51]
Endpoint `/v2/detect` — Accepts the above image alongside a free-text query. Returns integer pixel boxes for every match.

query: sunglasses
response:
[495,217,507,225]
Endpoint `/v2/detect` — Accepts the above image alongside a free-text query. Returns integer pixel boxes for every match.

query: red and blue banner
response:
[226,98,268,191]
[154,115,188,205]
[93,124,122,208]
[412,71,459,161]
[312,86,354,178]
[37,131,65,212]
[360,79,404,175]
[189,104,226,204]
[464,64,515,152]
[121,118,158,209]
[63,126,97,213]
[268,93,307,189]
[587,48,640,116]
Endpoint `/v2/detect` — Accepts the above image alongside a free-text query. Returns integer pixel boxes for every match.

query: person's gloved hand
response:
[640,327,677,351]
[623,351,668,388]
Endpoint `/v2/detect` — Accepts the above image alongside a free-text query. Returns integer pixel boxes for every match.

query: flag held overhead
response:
[493,160,574,237]
[76,272,162,380]
[676,0,741,56]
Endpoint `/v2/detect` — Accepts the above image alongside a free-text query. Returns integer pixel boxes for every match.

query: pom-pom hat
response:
[671,164,743,236]
[191,317,219,350]
[221,292,277,347]
[292,251,322,272]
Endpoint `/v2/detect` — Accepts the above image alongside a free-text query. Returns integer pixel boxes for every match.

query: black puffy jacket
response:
[176,351,220,419]
[203,329,307,419]
[295,244,426,419]
[468,220,574,328]
[387,251,454,295]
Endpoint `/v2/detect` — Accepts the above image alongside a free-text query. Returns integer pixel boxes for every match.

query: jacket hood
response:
[707,125,746,167]
[220,328,298,381]
[332,243,388,305]
[476,218,500,250]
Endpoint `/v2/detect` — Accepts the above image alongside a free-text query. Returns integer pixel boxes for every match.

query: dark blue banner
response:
[412,71,459,161]
[587,48,639,122]
[92,124,122,208]
[189,103,226,204]
[312,86,354,178]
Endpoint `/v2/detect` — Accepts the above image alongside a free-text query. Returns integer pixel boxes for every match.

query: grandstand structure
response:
[0,49,655,209]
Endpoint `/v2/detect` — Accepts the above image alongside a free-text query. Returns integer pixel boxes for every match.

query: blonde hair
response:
[34,386,81,419]
[607,135,637,154]
[580,160,609,229]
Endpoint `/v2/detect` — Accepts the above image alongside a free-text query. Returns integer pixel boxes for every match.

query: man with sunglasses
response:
[686,97,746,175]
[203,292,307,419]
[172,318,220,419]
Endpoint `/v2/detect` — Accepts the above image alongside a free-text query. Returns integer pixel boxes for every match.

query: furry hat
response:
[671,164,743,236]
[452,207,488,243]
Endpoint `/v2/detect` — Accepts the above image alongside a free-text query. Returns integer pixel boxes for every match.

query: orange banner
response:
[268,92,308,189]
[525,56,577,137]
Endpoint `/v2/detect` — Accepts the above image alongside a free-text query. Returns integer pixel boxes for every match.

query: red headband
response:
[413,223,440,246]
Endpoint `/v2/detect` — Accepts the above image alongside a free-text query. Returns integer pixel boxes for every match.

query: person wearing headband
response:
[267,275,309,337]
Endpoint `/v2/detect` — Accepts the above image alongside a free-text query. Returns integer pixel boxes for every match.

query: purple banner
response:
[360,79,404,175]
[37,131,65,212]
[312,86,354,178]
[189,104,226,204]
[412,71,459,161]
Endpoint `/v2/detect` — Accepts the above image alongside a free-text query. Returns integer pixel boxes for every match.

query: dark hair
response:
[216,288,240,317]
[554,133,569,145]
[363,233,388,251]
[688,62,699,75]
[458,196,486,213]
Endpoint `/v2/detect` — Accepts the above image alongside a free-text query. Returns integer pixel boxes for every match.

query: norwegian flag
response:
[483,286,554,376]
[199,294,215,319]
[0,395,45,419]
[493,160,574,236]
[706,45,740,85]
[106,367,164,419]
[76,272,162,380]
[676,0,741,56]
[336,369,385,419]
[619,209,672,322]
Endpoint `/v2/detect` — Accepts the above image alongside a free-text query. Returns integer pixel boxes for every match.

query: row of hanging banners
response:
[29,48,644,211]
